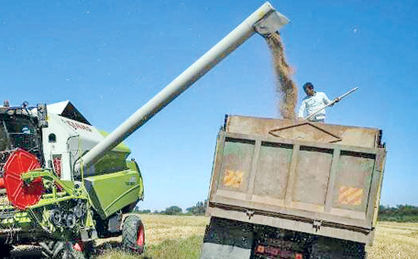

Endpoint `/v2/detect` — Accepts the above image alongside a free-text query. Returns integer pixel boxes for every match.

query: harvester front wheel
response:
[40,240,93,259]
[122,215,145,254]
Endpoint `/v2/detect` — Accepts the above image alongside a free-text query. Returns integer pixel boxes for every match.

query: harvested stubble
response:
[139,214,208,244]
[96,216,417,259]
[367,222,418,258]
[265,32,298,119]
[96,214,208,259]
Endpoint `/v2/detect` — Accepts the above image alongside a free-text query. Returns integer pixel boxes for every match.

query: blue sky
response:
[1,0,417,210]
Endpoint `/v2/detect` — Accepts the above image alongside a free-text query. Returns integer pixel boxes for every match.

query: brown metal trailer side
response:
[206,115,386,245]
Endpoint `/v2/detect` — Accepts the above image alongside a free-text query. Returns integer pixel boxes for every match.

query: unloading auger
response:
[75,2,289,175]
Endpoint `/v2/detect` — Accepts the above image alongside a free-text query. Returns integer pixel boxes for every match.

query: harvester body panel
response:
[85,164,143,219]
[42,102,132,180]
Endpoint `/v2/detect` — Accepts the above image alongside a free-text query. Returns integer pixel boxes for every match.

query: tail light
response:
[256,245,265,254]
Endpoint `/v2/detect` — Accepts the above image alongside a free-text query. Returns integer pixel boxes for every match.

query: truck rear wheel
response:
[0,243,12,258]
[309,237,366,259]
[201,217,254,259]
[122,215,145,254]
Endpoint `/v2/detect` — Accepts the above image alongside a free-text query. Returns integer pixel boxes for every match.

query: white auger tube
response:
[76,2,289,174]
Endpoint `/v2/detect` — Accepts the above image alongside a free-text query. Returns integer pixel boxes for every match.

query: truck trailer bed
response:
[206,115,386,245]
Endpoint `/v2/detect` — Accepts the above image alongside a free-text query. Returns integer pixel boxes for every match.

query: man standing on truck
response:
[298,82,339,122]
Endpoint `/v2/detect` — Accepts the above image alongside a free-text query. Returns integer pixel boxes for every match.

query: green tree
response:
[137,209,151,214]
[186,200,207,216]
[163,206,183,215]
[378,204,418,222]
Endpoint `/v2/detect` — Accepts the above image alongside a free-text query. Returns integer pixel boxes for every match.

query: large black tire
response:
[122,215,145,254]
[309,237,366,259]
[40,240,94,259]
[201,217,254,259]
[0,243,12,258]
[40,241,57,258]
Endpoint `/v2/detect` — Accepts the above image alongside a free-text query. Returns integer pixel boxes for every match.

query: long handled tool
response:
[305,87,358,121]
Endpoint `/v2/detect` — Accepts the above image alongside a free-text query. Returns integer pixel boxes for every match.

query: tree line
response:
[378,205,418,222]
[135,200,207,216]
[136,202,418,222]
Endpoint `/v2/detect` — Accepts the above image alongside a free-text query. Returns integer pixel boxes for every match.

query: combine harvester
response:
[0,2,288,258]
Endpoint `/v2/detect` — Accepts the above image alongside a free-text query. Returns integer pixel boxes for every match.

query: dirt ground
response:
[9,215,418,258]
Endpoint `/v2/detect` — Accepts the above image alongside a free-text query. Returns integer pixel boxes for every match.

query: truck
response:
[201,115,386,258]
[0,2,288,258]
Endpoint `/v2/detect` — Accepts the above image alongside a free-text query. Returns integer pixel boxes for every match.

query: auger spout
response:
[76,2,289,174]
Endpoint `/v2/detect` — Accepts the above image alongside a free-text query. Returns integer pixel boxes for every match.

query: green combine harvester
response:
[0,2,287,258]
[0,102,145,257]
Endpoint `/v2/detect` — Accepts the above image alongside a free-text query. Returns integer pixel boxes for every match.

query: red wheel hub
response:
[3,149,44,209]
[73,241,84,252]
[137,224,145,247]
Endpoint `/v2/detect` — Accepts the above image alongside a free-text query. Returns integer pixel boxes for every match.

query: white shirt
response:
[298,92,331,121]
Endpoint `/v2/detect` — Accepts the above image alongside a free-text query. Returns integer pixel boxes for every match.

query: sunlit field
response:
[366,222,418,258]
[95,214,208,259]
[9,215,418,258]
[96,215,418,259]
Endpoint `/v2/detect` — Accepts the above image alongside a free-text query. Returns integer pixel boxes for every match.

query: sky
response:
[1,0,417,211]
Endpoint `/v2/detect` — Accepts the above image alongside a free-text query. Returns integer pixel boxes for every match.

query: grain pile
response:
[265,32,298,119]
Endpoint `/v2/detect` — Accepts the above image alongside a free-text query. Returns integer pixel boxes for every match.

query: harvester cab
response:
[1,105,41,148]
[0,2,289,258]
[0,104,44,181]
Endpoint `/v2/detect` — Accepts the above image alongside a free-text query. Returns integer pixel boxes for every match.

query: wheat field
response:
[8,214,418,258]
[96,214,208,259]
[366,221,418,258]
[95,214,418,259]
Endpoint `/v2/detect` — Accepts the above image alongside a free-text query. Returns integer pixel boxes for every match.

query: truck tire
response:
[309,237,366,259]
[122,215,145,254]
[0,243,12,258]
[201,217,254,259]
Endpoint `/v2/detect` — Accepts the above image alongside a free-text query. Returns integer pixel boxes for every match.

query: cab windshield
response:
[1,116,40,153]
[0,122,9,152]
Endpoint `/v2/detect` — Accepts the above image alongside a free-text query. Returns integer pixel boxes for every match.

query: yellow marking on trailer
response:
[338,186,363,205]
[223,170,243,188]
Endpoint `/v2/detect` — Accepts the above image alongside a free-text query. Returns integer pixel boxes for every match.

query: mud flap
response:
[200,217,253,259]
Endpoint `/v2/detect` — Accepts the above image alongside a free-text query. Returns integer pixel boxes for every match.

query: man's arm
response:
[322,92,332,105]
[298,99,306,118]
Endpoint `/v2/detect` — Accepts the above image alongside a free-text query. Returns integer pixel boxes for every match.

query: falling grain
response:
[266,32,298,119]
